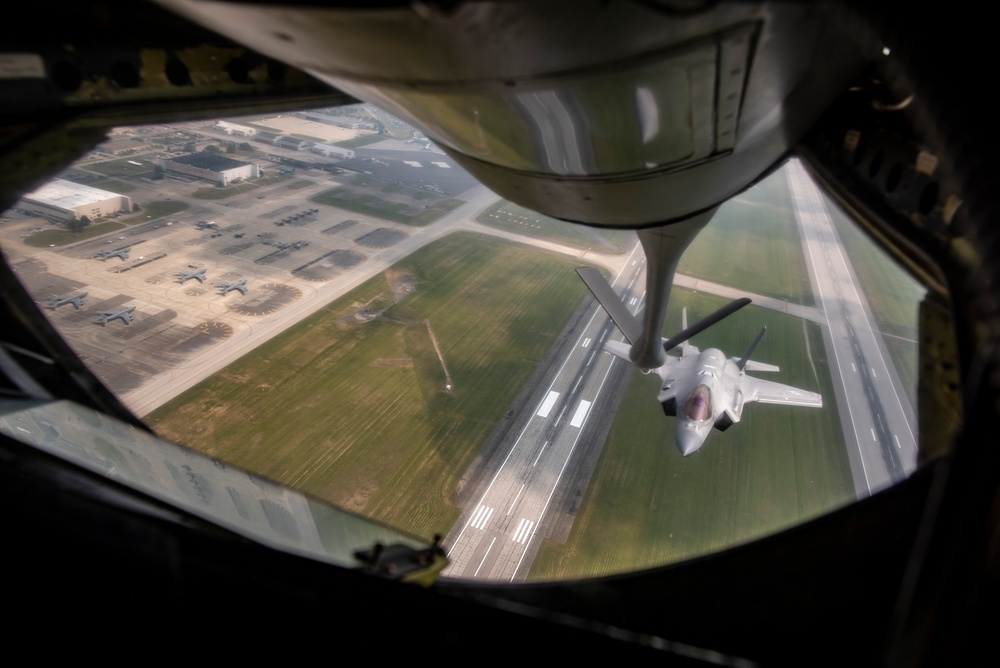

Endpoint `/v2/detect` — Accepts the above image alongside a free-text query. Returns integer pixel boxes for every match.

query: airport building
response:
[20,179,132,222]
[309,143,355,160]
[214,121,257,137]
[273,136,311,151]
[160,153,261,186]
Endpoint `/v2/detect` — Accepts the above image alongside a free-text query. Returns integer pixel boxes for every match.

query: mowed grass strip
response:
[679,169,814,306]
[311,187,463,226]
[23,221,125,247]
[529,289,853,581]
[145,233,590,540]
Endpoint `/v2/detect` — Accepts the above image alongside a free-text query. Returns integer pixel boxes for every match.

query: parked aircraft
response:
[44,292,87,310]
[95,306,135,326]
[96,247,130,261]
[195,220,217,229]
[174,268,207,283]
[216,279,247,295]
[578,267,822,456]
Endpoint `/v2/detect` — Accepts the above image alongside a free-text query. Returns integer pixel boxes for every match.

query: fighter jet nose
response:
[676,429,703,456]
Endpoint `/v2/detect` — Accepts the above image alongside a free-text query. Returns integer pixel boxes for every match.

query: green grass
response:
[528,289,853,580]
[23,221,125,247]
[84,179,136,193]
[120,200,188,224]
[311,187,465,227]
[825,199,924,408]
[145,233,592,539]
[191,182,261,199]
[679,173,814,305]
[85,158,157,178]
[286,180,313,190]
[335,134,386,148]
[477,200,634,255]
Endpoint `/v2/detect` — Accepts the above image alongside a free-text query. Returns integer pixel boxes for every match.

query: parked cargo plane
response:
[44,292,87,310]
[578,267,822,456]
[216,279,247,295]
[96,247,130,261]
[174,268,207,283]
[96,306,135,326]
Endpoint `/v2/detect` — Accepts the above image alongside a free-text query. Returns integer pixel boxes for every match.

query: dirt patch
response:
[342,479,380,512]
[385,268,417,301]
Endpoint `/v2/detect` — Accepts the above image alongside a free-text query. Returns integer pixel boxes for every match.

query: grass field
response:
[85,179,136,193]
[145,233,592,539]
[528,289,854,580]
[191,182,261,199]
[312,187,465,226]
[477,200,634,255]
[86,158,157,178]
[23,221,125,247]
[679,171,814,305]
[120,200,188,224]
[825,200,924,408]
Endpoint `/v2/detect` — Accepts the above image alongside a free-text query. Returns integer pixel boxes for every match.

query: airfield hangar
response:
[160,153,261,186]
[20,179,131,222]
[310,143,355,160]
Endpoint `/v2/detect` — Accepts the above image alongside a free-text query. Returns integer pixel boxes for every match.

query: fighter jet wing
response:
[742,376,822,407]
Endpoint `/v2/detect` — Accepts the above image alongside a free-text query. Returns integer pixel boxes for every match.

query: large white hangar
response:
[160,153,261,186]
[20,179,132,222]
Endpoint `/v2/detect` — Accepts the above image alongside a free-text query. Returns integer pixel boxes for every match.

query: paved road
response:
[785,159,918,495]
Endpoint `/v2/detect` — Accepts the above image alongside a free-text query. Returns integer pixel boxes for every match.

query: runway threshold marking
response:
[581,337,591,348]
[470,504,494,530]
[512,519,535,544]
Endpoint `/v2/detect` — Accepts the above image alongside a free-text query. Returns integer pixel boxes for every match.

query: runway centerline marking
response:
[532,441,549,467]
[473,537,496,578]
[507,485,526,516]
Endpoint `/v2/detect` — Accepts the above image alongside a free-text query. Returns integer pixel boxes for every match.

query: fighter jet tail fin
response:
[576,267,641,345]
[662,297,752,355]
[737,326,767,371]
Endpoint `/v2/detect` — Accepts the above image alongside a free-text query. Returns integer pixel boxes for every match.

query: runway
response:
[443,160,920,582]
[785,159,918,495]
[442,244,646,582]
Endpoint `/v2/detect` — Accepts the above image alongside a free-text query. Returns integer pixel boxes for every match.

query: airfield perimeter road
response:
[119,185,628,416]
[785,158,918,496]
